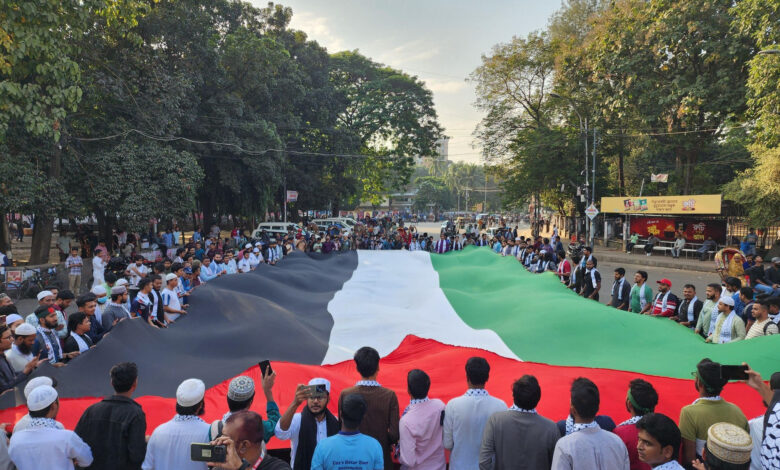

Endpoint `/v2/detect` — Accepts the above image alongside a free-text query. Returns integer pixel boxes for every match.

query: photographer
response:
[207,411,290,470]
[274,379,339,469]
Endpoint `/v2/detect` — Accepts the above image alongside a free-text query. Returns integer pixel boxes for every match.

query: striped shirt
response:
[66,255,83,276]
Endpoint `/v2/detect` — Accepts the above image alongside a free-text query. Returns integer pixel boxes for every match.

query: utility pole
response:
[484,175,487,212]
[590,128,597,245]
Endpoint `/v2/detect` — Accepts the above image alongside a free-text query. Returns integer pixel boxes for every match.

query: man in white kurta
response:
[92,250,106,289]
[142,378,209,470]
[8,385,93,470]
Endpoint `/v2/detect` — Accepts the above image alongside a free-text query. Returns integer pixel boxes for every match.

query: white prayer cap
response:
[176,378,205,407]
[254,242,262,247]
[253,248,260,253]
[5,314,23,324]
[36,290,54,301]
[14,323,36,336]
[164,273,178,282]
[719,296,735,307]
[91,286,107,296]
[308,377,331,393]
[115,278,129,287]
[24,376,54,399]
[245,243,252,249]
[27,385,58,411]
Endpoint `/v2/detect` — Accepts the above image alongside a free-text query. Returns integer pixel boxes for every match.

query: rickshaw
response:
[714,247,746,284]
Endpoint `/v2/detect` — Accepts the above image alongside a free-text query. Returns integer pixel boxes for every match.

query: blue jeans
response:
[755,284,780,296]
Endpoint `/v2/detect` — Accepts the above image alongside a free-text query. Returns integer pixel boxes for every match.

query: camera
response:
[304,383,328,398]
[190,443,227,462]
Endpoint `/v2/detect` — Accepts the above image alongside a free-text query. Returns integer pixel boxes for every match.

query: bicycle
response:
[16,265,62,300]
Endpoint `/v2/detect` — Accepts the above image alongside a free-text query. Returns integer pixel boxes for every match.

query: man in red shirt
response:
[650,279,679,317]
[614,379,659,470]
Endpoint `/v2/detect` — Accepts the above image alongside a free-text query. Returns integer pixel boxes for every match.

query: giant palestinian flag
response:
[0,248,776,444]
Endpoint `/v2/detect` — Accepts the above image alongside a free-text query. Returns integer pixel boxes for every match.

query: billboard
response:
[629,217,727,242]
[601,194,721,214]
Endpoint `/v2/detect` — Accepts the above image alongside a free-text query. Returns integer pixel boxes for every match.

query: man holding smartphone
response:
[208,370,280,444]
[275,378,340,469]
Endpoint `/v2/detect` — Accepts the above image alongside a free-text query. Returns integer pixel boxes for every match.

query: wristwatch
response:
[238,459,252,470]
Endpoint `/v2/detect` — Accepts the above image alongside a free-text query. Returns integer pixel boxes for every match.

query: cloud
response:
[289,11,346,52]
[424,78,467,94]
[379,40,441,65]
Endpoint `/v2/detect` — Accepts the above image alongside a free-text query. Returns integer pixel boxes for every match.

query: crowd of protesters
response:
[0,348,777,470]
[482,228,780,343]
[0,219,779,469]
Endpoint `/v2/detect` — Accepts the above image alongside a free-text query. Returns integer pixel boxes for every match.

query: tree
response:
[330,51,443,207]
[586,0,752,195]
[67,141,203,241]
[471,32,556,161]
[723,0,780,226]
[412,176,450,213]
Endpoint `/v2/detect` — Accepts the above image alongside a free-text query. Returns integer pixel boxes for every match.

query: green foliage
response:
[330,51,443,204]
[70,141,203,232]
[475,0,760,219]
[723,0,780,225]
[412,176,451,212]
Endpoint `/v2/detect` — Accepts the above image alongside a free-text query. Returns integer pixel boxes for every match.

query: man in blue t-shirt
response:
[311,394,383,470]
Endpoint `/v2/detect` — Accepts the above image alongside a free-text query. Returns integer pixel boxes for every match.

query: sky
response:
[251,0,563,163]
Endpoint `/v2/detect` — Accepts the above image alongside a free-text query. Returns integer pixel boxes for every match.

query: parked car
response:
[251,222,300,239]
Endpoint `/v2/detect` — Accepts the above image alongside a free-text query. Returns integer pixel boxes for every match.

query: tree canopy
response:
[1,0,443,261]
[472,0,773,226]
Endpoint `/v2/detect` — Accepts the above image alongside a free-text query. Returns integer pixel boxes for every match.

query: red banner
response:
[629,217,726,242]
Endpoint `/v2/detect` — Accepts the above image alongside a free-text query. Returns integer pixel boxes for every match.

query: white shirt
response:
[443,390,507,470]
[237,258,252,273]
[225,259,237,274]
[142,415,209,470]
[127,264,148,287]
[13,414,64,434]
[161,287,181,322]
[9,420,93,470]
[92,256,105,287]
[5,344,33,372]
[749,417,763,470]
[274,413,329,468]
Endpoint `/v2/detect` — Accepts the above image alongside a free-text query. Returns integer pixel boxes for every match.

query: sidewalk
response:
[515,226,718,274]
[593,247,718,274]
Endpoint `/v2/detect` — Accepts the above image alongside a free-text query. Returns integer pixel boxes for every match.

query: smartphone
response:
[303,384,328,398]
[258,360,273,377]
[190,443,227,462]
[720,364,749,381]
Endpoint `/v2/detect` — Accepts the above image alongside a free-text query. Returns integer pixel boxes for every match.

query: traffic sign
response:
[585,204,599,220]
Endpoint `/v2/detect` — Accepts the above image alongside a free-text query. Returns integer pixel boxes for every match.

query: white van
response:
[251,222,300,239]
[312,219,352,235]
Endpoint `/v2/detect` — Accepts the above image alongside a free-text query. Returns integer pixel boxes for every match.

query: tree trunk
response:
[95,212,114,250]
[29,215,54,264]
[0,211,10,254]
[618,132,626,196]
[683,149,696,196]
[200,195,215,232]
[30,140,63,264]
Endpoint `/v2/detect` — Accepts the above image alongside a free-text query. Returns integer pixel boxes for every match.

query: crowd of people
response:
[479,230,780,343]
[0,348,776,470]
[0,220,779,469]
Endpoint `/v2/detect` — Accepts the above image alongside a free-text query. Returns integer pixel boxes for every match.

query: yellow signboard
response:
[600,194,722,214]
